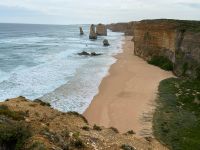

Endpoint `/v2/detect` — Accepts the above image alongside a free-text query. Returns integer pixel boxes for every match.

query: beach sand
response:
[83,36,174,137]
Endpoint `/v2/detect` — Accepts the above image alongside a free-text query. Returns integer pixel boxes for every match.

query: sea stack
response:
[103,39,110,46]
[96,24,107,36]
[89,24,97,39]
[79,27,84,35]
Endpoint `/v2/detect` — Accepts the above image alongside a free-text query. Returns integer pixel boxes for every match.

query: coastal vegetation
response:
[0,97,165,150]
[148,56,173,71]
[153,78,200,150]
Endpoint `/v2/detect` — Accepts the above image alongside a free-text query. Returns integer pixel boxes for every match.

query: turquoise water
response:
[0,23,124,113]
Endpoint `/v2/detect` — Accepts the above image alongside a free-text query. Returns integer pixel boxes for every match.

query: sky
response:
[0,0,200,25]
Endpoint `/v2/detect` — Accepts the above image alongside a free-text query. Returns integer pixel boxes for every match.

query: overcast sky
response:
[0,0,200,24]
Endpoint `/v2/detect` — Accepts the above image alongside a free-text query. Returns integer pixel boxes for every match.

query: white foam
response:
[0,29,124,114]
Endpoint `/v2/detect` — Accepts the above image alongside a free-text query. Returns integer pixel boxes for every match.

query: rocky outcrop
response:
[133,19,200,78]
[103,39,110,46]
[89,24,97,39]
[0,97,168,150]
[96,24,107,36]
[79,27,84,35]
[78,51,102,56]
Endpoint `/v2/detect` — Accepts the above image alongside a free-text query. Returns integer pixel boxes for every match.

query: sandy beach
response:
[83,36,174,137]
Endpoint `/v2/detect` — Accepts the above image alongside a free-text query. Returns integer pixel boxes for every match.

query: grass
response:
[33,99,51,107]
[148,56,173,71]
[153,78,200,150]
[67,111,88,124]
[0,105,27,121]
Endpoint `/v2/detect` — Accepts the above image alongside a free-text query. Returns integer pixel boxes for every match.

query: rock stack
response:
[103,39,110,46]
[96,24,107,36]
[89,24,97,39]
[79,27,84,35]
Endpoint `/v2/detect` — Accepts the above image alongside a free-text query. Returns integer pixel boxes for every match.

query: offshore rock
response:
[103,39,110,46]
[79,27,84,35]
[89,24,97,40]
[96,24,107,36]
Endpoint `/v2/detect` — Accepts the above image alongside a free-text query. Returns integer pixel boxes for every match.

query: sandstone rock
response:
[89,24,97,40]
[78,51,90,56]
[79,27,84,35]
[78,51,102,57]
[90,52,102,56]
[96,24,107,36]
[133,19,200,78]
[103,39,110,46]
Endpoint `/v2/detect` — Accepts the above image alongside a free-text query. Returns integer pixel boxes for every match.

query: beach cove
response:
[84,36,174,137]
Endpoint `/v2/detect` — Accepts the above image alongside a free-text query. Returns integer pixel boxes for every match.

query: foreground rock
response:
[0,97,168,150]
[103,39,110,46]
[79,27,84,35]
[89,24,97,39]
[78,51,102,56]
[96,24,107,36]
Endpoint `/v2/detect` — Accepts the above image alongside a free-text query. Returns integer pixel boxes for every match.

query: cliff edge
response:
[0,97,167,150]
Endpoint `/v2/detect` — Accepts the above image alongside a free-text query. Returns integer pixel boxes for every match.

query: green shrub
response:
[126,130,135,135]
[0,120,32,150]
[71,139,85,149]
[0,105,27,121]
[34,99,51,107]
[93,124,102,131]
[121,144,135,150]
[81,126,90,131]
[148,56,173,71]
[67,111,88,124]
[109,127,119,133]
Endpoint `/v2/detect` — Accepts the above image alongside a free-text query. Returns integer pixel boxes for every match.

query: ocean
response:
[0,23,124,113]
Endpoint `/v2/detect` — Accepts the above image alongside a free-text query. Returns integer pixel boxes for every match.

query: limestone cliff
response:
[133,19,200,78]
[107,22,135,35]
[109,19,200,78]
[96,24,107,36]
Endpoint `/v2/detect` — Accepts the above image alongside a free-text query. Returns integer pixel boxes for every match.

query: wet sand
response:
[83,36,174,137]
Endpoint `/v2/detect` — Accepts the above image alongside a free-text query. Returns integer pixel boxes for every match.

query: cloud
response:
[0,0,199,24]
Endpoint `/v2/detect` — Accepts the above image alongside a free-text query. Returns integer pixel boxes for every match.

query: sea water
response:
[0,23,124,113]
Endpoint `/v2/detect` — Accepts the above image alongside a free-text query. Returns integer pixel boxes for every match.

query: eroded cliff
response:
[109,19,200,78]
[133,19,200,78]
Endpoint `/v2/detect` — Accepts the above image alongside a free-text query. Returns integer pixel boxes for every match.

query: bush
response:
[0,120,32,150]
[109,127,119,133]
[71,139,85,149]
[67,111,88,124]
[148,56,173,71]
[34,99,51,107]
[81,126,90,131]
[121,144,136,150]
[0,105,27,121]
[126,130,135,135]
[93,124,102,131]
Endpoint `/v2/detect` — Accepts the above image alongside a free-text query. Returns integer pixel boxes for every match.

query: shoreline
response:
[83,36,174,137]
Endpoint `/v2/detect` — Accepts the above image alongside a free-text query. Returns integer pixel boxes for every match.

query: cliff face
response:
[108,19,200,78]
[107,22,135,35]
[117,20,200,78]
[133,19,200,78]
[133,20,177,62]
